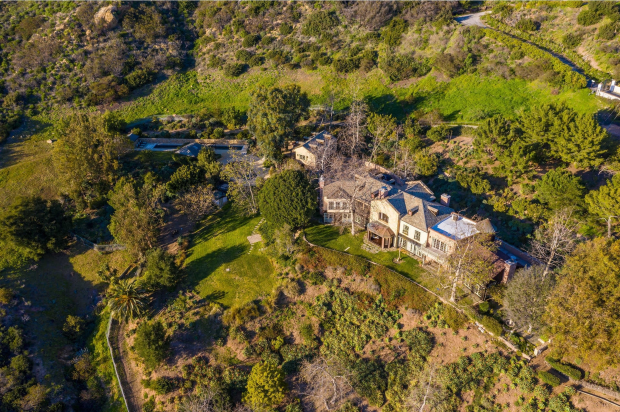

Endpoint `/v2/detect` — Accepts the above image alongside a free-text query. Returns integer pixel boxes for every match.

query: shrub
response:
[516,18,537,31]
[223,302,260,326]
[443,306,468,331]
[244,362,287,407]
[134,321,170,369]
[597,23,617,40]
[577,10,602,26]
[261,36,275,45]
[426,124,451,142]
[538,371,561,387]
[545,357,582,380]
[302,11,339,37]
[332,57,361,73]
[242,34,261,48]
[279,23,293,35]
[480,315,503,336]
[207,55,225,69]
[143,248,178,290]
[0,288,13,305]
[223,63,246,77]
[125,69,155,89]
[236,49,253,62]
[62,315,86,341]
[302,271,325,285]
[142,377,176,394]
[562,32,583,48]
[248,55,265,67]
[380,54,430,81]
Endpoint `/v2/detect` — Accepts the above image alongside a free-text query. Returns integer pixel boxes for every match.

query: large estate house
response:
[319,172,532,293]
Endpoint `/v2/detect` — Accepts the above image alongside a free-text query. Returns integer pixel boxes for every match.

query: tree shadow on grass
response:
[183,244,248,290]
[305,225,340,246]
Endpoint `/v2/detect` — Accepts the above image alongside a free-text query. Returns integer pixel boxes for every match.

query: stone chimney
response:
[379,186,389,199]
[408,206,419,215]
[318,176,325,213]
[502,258,517,284]
[440,193,451,207]
[451,213,458,221]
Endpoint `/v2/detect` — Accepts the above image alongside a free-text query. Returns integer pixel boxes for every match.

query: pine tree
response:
[244,362,287,407]
[585,174,620,237]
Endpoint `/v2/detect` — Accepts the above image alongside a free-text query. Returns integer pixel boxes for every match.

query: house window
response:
[343,213,350,219]
[432,237,447,252]
[402,224,409,236]
[414,230,421,241]
[297,154,307,160]
[379,212,389,223]
[335,201,341,209]
[324,213,334,223]
[355,215,362,223]
[399,237,408,248]
[328,202,334,210]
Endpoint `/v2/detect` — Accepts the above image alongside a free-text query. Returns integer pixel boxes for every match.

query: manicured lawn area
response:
[184,207,277,308]
[305,224,481,309]
[305,224,444,291]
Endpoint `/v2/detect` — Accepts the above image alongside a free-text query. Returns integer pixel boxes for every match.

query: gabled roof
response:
[384,192,454,232]
[294,131,332,153]
[323,174,399,203]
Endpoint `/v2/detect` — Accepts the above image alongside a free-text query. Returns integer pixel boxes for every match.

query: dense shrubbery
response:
[223,63,247,77]
[134,320,170,369]
[480,315,503,336]
[538,371,561,387]
[577,9,602,26]
[379,54,431,81]
[302,11,339,37]
[545,357,582,380]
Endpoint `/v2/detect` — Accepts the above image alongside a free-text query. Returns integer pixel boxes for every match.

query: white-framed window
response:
[328,201,334,210]
[432,237,447,252]
[355,215,362,223]
[402,224,409,236]
[343,213,350,219]
[414,230,421,241]
[335,201,341,209]
[324,213,334,223]
[379,212,389,223]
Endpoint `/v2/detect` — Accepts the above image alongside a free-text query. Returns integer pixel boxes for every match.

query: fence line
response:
[73,234,126,253]
[106,316,132,412]
[303,235,526,358]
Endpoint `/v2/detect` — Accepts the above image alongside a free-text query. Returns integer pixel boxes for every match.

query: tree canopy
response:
[503,265,554,334]
[247,84,310,161]
[0,196,71,262]
[545,238,620,365]
[535,169,585,211]
[585,174,620,237]
[258,170,316,228]
[54,112,130,209]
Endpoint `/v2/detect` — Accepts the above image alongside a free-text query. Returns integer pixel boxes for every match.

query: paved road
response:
[454,11,491,27]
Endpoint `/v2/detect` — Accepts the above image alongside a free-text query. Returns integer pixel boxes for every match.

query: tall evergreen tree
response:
[585,174,620,237]
[247,84,310,161]
[258,170,316,228]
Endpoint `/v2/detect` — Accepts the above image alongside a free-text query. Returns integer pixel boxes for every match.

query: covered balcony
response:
[365,221,395,249]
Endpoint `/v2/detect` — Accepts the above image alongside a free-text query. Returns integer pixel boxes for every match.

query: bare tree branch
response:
[529,208,579,278]
[299,356,353,411]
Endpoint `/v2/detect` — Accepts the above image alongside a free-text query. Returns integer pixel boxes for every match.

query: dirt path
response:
[116,321,143,412]
[454,11,490,27]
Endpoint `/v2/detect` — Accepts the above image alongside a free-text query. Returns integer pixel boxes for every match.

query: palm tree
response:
[107,279,149,320]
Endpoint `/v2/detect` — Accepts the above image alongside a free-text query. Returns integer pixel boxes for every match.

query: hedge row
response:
[484,29,587,88]
[546,357,583,380]
[484,16,607,81]
[480,315,504,336]
[538,371,561,387]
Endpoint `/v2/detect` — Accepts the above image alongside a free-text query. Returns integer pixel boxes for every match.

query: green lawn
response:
[184,207,277,308]
[116,68,607,124]
[305,224,480,308]
[305,224,443,288]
